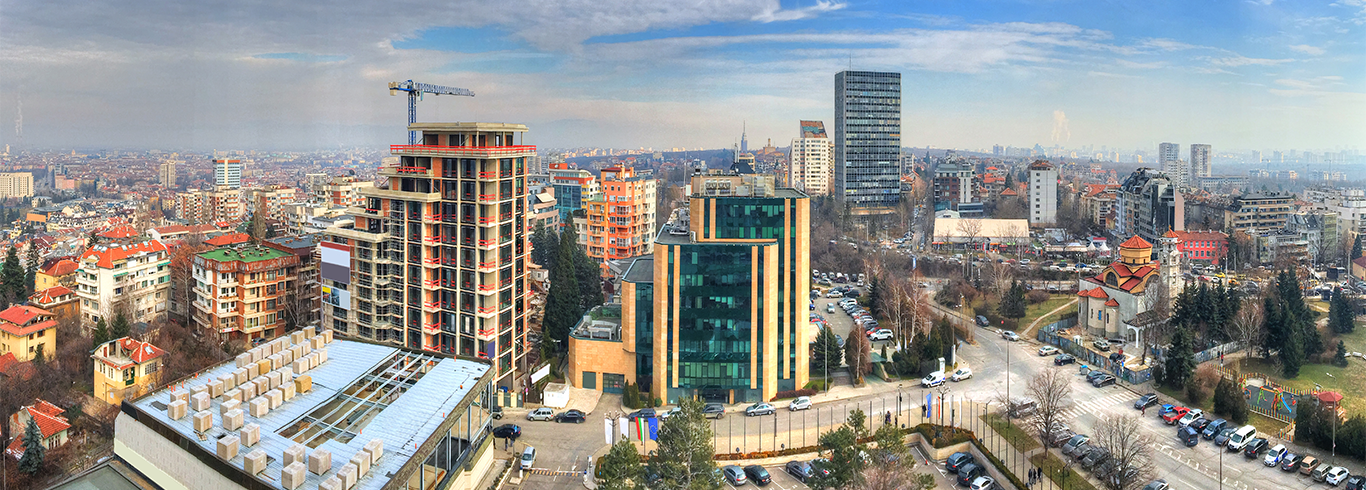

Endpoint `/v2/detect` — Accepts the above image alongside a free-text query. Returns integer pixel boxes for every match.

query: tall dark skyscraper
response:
[834,70,902,215]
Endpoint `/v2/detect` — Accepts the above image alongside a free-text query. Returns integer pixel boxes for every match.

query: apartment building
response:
[76,240,171,331]
[176,186,244,225]
[214,158,242,188]
[579,166,657,272]
[314,176,374,207]
[1028,160,1058,226]
[159,161,177,188]
[789,120,833,195]
[245,185,299,221]
[0,173,34,199]
[1118,168,1184,245]
[1224,192,1295,235]
[0,305,57,363]
[550,162,600,226]
[323,122,532,387]
[191,245,301,342]
[92,337,165,406]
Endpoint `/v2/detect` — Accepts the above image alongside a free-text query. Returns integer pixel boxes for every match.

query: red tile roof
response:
[1119,235,1152,249]
[206,233,251,246]
[5,399,70,460]
[80,240,167,268]
[1000,188,1018,196]
[1104,299,1120,307]
[119,337,166,364]
[97,225,139,239]
[40,259,79,277]
[1078,288,1110,299]
[30,286,74,305]
[0,305,55,337]
[0,353,34,381]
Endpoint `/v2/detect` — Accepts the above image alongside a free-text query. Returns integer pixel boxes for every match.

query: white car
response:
[1262,444,1286,466]
[922,371,945,388]
[950,367,973,381]
[868,329,894,341]
[520,446,537,470]
[1177,409,1204,428]
[789,396,812,411]
[970,476,997,490]
[1001,330,1021,341]
[1038,346,1059,356]
[1325,466,1351,485]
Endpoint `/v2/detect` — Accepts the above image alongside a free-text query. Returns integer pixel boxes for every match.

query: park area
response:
[1233,322,1366,418]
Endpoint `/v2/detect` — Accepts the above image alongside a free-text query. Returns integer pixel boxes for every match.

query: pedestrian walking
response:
[1142,405,1146,416]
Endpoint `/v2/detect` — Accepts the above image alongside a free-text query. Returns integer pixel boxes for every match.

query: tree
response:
[597,440,644,490]
[867,274,885,319]
[25,242,38,297]
[1093,413,1153,490]
[1,246,24,302]
[1330,288,1355,334]
[998,280,1027,329]
[111,305,131,339]
[529,221,559,270]
[863,422,931,490]
[1164,328,1195,389]
[281,272,315,330]
[19,416,45,474]
[1334,340,1349,367]
[845,330,872,384]
[815,425,865,489]
[1026,368,1072,457]
[93,317,110,347]
[169,237,214,325]
[544,225,582,353]
[811,326,844,380]
[249,198,270,242]
[650,398,720,490]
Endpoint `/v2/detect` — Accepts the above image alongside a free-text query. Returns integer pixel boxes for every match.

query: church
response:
[1076,232,1185,341]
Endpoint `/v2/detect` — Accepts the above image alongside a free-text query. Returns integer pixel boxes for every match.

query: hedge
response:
[771,388,818,402]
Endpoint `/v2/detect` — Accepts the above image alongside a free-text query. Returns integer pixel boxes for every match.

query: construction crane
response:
[388,80,474,144]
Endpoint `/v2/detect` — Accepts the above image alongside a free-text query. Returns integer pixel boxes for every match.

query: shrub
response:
[772,388,817,401]
[623,382,642,409]
[1027,290,1051,304]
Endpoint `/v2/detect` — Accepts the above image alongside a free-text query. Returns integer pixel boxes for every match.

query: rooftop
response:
[125,338,491,490]
[409,122,528,133]
[198,246,293,263]
[622,256,654,284]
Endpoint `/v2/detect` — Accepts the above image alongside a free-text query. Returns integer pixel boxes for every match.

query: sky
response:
[1,0,1363,153]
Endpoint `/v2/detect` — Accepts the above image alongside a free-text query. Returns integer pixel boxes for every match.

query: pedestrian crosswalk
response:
[1055,391,1133,421]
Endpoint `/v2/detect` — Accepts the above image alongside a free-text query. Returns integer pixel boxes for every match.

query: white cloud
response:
[1207,55,1295,67]
[752,0,845,22]
[1288,44,1325,56]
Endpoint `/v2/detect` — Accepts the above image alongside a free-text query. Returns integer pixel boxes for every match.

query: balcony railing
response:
[389,145,537,158]
[476,306,497,314]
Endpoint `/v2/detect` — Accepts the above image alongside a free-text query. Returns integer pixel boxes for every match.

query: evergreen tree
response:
[998,280,1027,327]
[1164,328,1195,389]
[25,243,38,297]
[88,230,98,248]
[815,425,864,489]
[544,225,582,353]
[1280,331,1304,378]
[529,221,559,270]
[574,245,603,311]
[651,398,719,490]
[1335,340,1349,367]
[19,416,45,474]
[597,440,645,490]
[1213,377,1234,416]
[111,309,131,339]
[811,326,844,375]
[867,275,884,318]
[1331,288,1355,334]
[1,246,24,300]
[1355,235,1363,260]
[93,317,110,346]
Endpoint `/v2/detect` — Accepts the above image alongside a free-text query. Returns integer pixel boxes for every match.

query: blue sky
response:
[0,0,1362,152]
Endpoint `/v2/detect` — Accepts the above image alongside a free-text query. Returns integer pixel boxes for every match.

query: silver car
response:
[526,407,554,421]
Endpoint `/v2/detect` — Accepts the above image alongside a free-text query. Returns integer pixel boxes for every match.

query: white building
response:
[1028,160,1058,226]
[1190,144,1211,179]
[214,159,242,188]
[789,120,833,195]
[0,173,34,199]
[76,240,171,331]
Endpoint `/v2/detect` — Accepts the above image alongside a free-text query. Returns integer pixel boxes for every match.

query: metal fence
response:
[1035,318,1153,384]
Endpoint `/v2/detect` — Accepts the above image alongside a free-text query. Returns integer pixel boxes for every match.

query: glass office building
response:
[834,70,902,215]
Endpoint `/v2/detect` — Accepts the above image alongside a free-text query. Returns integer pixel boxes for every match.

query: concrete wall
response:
[114,411,243,490]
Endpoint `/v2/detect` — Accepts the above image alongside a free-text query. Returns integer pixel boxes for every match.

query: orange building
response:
[578,166,656,275]
[30,286,78,321]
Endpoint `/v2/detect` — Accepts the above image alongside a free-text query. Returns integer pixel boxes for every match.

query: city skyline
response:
[1,0,1362,151]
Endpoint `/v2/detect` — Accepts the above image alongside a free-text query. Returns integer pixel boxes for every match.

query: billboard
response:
[320,242,351,285]
[321,285,351,310]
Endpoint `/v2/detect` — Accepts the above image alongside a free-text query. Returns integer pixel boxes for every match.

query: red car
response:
[1162,407,1190,425]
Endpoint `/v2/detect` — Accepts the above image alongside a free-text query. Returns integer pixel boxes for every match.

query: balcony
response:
[422,301,442,312]
[476,327,497,339]
[389,145,537,159]
[476,194,499,204]
[476,306,497,314]
[379,166,435,178]
[422,322,441,334]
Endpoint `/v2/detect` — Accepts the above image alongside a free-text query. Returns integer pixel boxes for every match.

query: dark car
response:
[1091,374,1117,387]
[809,459,832,479]
[1189,417,1212,432]
[1281,453,1302,472]
[1134,393,1159,410]
[1085,370,1107,383]
[1202,419,1228,439]
[628,408,656,420]
[743,465,771,485]
[1243,438,1269,458]
[1178,426,1199,447]
[702,403,725,419]
[1213,427,1236,446]
[492,424,521,439]
[1054,354,1077,365]
[1061,435,1090,457]
[975,315,989,327]
[956,463,984,486]
[1048,428,1076,447]
[785,461,816,483]
[1068,443,1094,461]
[946,452,975,473]
[1082,448,1111,469]
[555,409,586,423]
[1346,475,1366,490]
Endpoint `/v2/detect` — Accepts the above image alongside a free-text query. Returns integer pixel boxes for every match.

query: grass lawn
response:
[1230,323,1366,417]
[1020,295,1074,330]
[1031,452,1100,490]
[981,412,1041,452]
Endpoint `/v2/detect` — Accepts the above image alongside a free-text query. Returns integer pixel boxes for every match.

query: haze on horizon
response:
[0,0,1362,153]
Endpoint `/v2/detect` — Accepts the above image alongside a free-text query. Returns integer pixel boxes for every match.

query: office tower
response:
[565,169,809,403]
[740,122,748,153]
[159,161,177,187]
[993,145,1003,156]
[835,70,902,215]
[789,121,833,195]
[1190,144,1211,178]
[1028,160,1058,226]
[1118,169,1184,245]
[549,162,601,226]
[579,166,657,272]
[324,122,531,385]
[214,159,242,188]
[0,173,34,198]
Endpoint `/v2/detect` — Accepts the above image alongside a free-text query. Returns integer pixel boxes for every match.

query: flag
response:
[648,417,659,441]
[635,416,649,442]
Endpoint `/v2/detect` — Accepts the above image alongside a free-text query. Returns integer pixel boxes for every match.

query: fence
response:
[1216,366,1304,423]
[1035,318,1153,384]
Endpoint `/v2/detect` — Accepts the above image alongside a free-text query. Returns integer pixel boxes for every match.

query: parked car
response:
[1156,404,1177,419]
[1263,444,1287,466]
[1001,330,1021,341]
[722,465,747,485]
[520,446,537,470]
[555,409,587,423]
[1202,419,1228,439]
[1213,427,1236,446]
[1053,354,1076,365]
[1345,475,1366,490]
[1189,417,1212,433]
[1048,428,1076,447]
[743,465,771,485]
[490,405,503,419]
[1312,462,1333,481]
[868,329,894,341]
[1091,374,1117,387]
[1142,480,1169,490]
[1327,467,1352,486]
[975,315,989,327]
[1301,456,1322,475]
[492,424,521,439]
[946,452,975,473]
[527,407,555,421]
[970,476,998,490]
[745,403,776,416]
[956,463,985,486]
[785,460,816,483]
[1242,438,1269,458]
[1133,393,1159,410]
[789,396,812,411]
[1081,448,1111,469]
[1068,443,1094,462]
[703,403,726,419]
[628,408,657,420]
[1178,426,1199,446]
[1061,435,1090,457]
[1177,409,1204,428]
[1093,339,1111,351]
[1162,407,1190,425]
[950,367,973,381]
[808,458,832,479]
[1038,345,1059,356]
[922,371,946,388]
[1007,397,1038,418]
[1281,453,1302,472]
[1226,425,1257,451]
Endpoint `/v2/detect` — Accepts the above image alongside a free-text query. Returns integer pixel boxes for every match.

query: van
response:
[1225,425,1257,451]
[1178,426,1199,447]
[1008,397,1038,419]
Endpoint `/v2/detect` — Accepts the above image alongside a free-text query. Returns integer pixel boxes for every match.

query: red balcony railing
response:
[477,239,497,247]
[423,279,440,288]
[477,327,497,337]
[477,260,500,269]
[477,216,496,225]
[477,171,498,179]
[389,145,538,158]
[422,257,440,266]
[476,284,496,292]
[477,194,498,204]
[476,306,497,314]
[423,301,441,309]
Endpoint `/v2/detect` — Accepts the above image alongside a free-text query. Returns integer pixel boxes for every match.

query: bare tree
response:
[986,260,1015,296]
[881,278,911,351]
[955,218,984,252]
[1135,276,1173,365]
[281,266,317,331]
[1093,413,1154,490]
[905,271,934,346]
[1026,368,1073,457]
[862,465,935,490]
[1231,297,1265,358]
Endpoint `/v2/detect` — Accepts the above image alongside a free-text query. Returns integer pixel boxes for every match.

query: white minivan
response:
[922,371,945,387]
[1225,425,1257,451]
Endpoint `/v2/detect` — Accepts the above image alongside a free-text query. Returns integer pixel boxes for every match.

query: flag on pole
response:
[648,417,659,441]
[635,416,649,442]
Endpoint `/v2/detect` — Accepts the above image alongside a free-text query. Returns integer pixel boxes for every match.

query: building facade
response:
[176,186,244,225]
[0,305,57,363]
[323,122,532,387]
[933,161,975,207]
[1224,192,1294,235]
[1028,160,1058,226]
[214,158,242,188]
[314,176,375,207]
[159,161,177,188]
[834,70,901,215]
[0,173,34,199]
[191,246,301,342]
[1190,144,1211,179]
[789,120,833,195]
[567,170,809,404]
[580,166,657,272]
[550,162,600,226]
[245,185,299,221]
[1119,168,1184,246]
[76,240,171,331]
[92,337,165,405]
